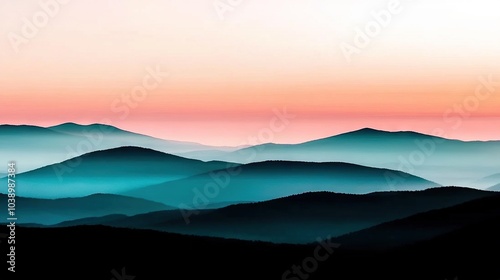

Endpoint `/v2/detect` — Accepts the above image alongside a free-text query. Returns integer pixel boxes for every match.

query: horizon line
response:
[1,122,499,146]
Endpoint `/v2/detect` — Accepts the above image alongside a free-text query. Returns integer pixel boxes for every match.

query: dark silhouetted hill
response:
[4,223,499,280]
[56,187,495,244]
[332,193,500,250]
[0,193,173,225]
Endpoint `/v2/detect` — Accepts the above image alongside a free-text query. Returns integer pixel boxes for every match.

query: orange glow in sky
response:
[1,0,499,145]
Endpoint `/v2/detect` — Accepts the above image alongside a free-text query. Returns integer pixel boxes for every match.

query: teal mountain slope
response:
[123,160,439,207]
[1,146,237,198]
[488,183,500,191]
[54,187,495,244]
[0,123,232,172]
[471,172,500,189]
[189,128,500,186]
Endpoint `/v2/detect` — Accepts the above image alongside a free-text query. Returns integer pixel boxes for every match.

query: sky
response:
[1,0,500,146]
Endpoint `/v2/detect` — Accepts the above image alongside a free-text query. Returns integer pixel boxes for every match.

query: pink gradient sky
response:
[1,0,500,146]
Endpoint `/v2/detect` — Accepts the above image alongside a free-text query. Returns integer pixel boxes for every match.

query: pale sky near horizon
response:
[1,0,500,145]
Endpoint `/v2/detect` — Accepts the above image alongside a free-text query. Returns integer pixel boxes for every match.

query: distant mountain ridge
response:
[1,146,237,198]
[124,160,439,207]
[0,123,233,172]
[185,127,500,186]
[3,124,499,187]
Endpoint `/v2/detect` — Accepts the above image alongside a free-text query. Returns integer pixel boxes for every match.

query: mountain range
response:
[0,123,235,173]
[7,190,500,279]
[185,128,500,186]
[123,160,438,207]
[3,124,500,188]
[48,187,495,244]
[2,122,499,279]
[1,146,236,198]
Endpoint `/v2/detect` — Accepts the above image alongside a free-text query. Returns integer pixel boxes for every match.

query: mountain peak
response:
[338,127,438,138]
[48,122,122,132]
[351,127,385,134]
[81,146,176,158]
